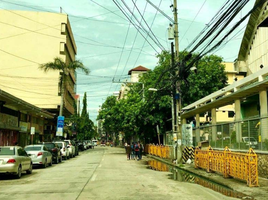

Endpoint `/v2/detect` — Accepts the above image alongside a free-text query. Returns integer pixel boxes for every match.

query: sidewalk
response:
[146,154,268,200]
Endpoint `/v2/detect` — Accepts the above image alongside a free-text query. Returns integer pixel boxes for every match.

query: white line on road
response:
[99,164,102,168]
[90,173,97,182]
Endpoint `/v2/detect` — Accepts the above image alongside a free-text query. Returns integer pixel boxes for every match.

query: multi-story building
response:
[199,62,245,124]
[0,10,77,117]
[118,65,150,100]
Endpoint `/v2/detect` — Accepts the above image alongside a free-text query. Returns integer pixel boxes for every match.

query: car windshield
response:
[44,143,55,149]
[0,147,15,155]
[56,143,62,148]
[25,146,42,151]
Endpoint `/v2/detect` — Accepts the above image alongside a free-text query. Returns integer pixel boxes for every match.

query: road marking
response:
[90,173,97,182]
[99,164,102,168]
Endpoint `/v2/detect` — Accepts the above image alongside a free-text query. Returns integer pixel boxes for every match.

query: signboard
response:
[56,116,65,137]
[20,122,28,132]
[30,127,35,135]
[182,124,193,146]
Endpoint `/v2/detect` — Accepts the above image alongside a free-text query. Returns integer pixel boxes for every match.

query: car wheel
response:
[59,156,62,163]
[49,159,53,166]
[15,165,22,179]
[26,163,33,174]
[43,159,47,168]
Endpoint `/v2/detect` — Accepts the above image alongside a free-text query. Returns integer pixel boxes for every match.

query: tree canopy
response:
[97,51,228,143]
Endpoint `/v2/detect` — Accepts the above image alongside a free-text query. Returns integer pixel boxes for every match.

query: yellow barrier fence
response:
[146,144,171,159]
[195,146,259,187]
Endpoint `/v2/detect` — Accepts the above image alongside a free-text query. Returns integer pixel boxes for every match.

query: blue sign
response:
[56,116,65,136]
[57,116,65,128]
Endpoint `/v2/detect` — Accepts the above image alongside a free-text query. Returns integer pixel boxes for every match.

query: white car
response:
[242,137,258,148]
[0,146,32,178]
[24,144,53,168]
[92,140,98,146]
[64,140,75,158]
[54,141,70,160]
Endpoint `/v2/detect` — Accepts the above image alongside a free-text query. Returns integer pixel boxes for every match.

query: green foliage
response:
[66,92,95,140]
[180,54,227,107]
[97,51,228,143]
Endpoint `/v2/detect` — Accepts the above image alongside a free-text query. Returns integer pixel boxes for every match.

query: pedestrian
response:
[139,142,144,160]
[134,142,140,160]
[124,142,127,152]
[131,142,135,160]
[126,143,131,160]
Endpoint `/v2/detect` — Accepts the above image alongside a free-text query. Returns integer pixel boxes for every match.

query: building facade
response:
[181,0,268,151]
[0,89,54,147]
[118,66,150,100]
[0,10,77,117]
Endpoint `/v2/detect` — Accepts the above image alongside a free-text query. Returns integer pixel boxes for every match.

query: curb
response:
[146,154,235,190]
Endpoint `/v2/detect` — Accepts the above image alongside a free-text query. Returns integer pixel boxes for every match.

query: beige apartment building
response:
[0,10,77,117]
[199,62,244,124]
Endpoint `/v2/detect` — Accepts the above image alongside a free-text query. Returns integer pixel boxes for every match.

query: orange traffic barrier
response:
[195,146,258,187]
[146,144,171,159]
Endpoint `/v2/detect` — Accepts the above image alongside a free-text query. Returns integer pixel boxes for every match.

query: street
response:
[0,146,237,200]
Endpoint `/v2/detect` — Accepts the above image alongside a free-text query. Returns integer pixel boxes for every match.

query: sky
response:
[0,0,255,123]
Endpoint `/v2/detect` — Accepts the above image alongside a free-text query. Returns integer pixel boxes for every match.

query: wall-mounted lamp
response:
[260,64,264,69]
[234,77,237,81]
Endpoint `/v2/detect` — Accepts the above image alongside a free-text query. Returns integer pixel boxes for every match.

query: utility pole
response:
[173,0,182,163]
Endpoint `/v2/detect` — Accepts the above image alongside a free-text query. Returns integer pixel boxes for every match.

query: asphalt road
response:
[0,146,238,200]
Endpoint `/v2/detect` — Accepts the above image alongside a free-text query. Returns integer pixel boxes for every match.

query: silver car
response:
[64,140,75,158]
[0,146,33,178]
[54,141,70,160]
[24,145,53,168]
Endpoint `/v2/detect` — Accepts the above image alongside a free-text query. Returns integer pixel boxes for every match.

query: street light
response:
[148,88,158,92]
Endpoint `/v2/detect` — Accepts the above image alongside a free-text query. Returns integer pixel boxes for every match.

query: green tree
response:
[180,54,227,107]
[39,57,89,116]
[79,92,94,140]
[97,51,228,143]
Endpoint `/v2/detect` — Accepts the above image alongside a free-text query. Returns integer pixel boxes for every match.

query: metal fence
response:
[195,147,259,187]
[193,116,268,151]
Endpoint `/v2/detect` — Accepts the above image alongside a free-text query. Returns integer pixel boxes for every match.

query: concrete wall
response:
[257,153,268,178]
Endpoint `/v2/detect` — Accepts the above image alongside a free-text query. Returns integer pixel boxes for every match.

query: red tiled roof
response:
[128,65,150,75]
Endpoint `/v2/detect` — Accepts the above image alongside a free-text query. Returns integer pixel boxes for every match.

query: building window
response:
[228,111,235,118]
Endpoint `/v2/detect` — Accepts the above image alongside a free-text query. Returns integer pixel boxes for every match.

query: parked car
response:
[0,146,32,178]
[41,142,62,164]
[92,140,98,147]
[64,140,76,158]
[54,141,70,160]
[86,140,93,149]
[76,141,85,151]
[73,141,79,156]
[242,137,258,148]
[83,141,87,150]
[100,141,106,147]
[24,144,53,168]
